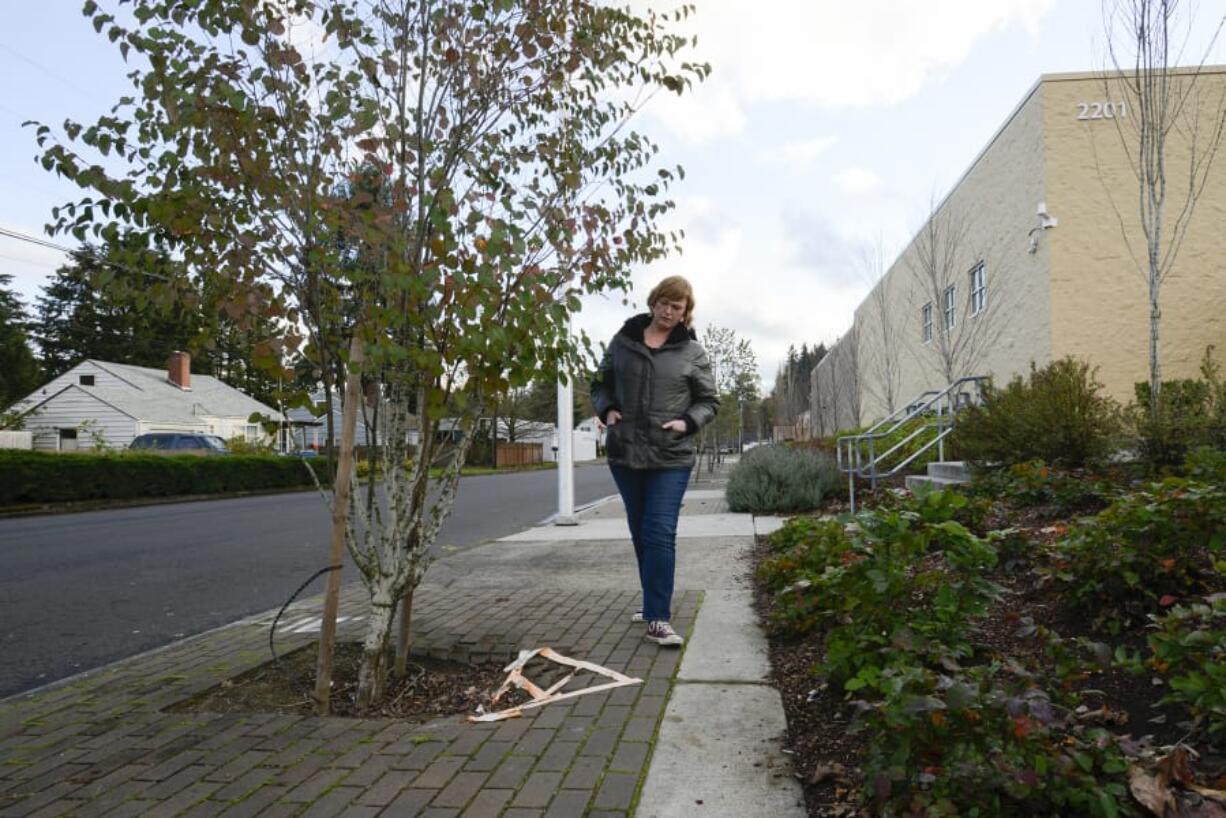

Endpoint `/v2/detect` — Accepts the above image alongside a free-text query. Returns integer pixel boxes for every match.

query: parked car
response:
[128,433,231,455]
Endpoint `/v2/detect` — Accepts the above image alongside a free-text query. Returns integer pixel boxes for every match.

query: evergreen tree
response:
[33,241,201,378]
[31,238,286,405]
[0,274,41,409]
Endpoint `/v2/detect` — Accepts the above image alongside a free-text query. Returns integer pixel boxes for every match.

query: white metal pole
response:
[556,362,578,526]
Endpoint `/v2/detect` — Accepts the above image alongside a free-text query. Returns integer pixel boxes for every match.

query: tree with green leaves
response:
[0,274,41,410]
[31,241,286,404]
[37,0,706,709]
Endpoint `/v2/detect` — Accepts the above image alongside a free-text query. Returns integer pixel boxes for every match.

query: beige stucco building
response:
[814,67,1226,434]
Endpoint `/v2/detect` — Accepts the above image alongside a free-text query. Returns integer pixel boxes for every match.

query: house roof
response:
[22,360,284,424]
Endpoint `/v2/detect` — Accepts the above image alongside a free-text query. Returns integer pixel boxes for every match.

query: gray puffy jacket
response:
[590,314,720,470]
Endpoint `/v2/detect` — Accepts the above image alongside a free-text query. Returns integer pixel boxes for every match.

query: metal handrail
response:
[837,376,989,512]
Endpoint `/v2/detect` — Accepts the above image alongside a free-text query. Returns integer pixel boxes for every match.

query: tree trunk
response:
[313,333,364,715]
[356,583,396,710]
[1149,289,1162,416]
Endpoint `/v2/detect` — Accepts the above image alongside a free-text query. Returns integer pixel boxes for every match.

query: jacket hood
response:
[617,313,697,346]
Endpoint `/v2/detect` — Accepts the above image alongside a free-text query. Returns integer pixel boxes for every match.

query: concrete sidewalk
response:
[0,461,803,817]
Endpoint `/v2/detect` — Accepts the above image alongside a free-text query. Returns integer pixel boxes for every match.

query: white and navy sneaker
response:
[645,620,684,647]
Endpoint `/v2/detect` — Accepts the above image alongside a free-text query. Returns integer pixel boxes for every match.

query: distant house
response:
[11,352,286,452]
[285,389,420,451]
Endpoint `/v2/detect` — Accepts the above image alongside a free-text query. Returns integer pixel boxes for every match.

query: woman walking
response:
[590,275,719,647]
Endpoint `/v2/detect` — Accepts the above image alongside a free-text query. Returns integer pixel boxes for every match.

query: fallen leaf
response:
[809,761,849,786]
[1130,764,1177,816]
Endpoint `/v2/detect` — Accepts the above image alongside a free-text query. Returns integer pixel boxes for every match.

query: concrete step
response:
[926,460,971,481]
[905,474,969,493]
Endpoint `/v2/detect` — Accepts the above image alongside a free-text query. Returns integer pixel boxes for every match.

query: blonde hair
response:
[647,275,695,326]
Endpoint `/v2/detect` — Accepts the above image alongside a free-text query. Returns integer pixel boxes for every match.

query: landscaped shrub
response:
[965,460,1116,516]
[758,489,1134,814]
[951,357,1121,469]
[1185,446,1226,483]
[725,444,840,513]
[1148,594,1226,739]
[0,450,330,505]
[851,660,1132,817]
[1129,347,1226,469]
[1040,478,1226,632]
[761,489,1001,680]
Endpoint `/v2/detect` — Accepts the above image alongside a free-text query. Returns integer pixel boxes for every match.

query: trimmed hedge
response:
[0,450,331,505]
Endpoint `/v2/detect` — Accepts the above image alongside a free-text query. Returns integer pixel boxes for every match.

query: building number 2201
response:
[1076,101,1128,120]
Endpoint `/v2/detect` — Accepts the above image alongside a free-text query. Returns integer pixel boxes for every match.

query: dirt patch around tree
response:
[171,642,532,721]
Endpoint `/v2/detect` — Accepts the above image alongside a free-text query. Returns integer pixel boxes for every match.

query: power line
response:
[0,225,172,282]
[0,226,73,255]
[0,225,71,254]
[0,41,97,102]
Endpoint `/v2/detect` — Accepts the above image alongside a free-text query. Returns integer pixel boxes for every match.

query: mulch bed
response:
[173,642,531,720]
[751,490,1226,818]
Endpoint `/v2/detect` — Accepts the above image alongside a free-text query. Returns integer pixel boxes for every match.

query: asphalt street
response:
[0,464,617,698]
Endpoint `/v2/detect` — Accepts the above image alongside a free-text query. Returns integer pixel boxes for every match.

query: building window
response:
[943,285,956,330]
[921,302,933,343]
[245,424,260,441]
[79,375,95,386]
[969,262,986,315]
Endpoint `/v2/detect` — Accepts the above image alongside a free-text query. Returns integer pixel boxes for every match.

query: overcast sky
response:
[3,2,1223,387]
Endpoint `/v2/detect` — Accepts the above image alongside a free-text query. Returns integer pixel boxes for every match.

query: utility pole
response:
[556,328,578,527]
[556,362,577,526]
[738,396,743,453]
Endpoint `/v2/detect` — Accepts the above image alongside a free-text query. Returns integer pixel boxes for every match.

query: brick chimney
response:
[167,351,192,390]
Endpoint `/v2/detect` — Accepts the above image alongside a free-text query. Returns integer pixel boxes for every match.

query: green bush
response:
[756,489,1132,814]
[0,450,330,505]
[725,444,840,513]
[951,357,1121,469]
[1149,595,1226,738]
[965,460,1115,516]
[1185,446,1226,482]
[852,660,1132,817]
[1131,349,1226,468]
[1040,478,1226,632]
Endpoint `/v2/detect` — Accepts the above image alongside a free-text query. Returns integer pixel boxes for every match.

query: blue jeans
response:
[609,464,692,622]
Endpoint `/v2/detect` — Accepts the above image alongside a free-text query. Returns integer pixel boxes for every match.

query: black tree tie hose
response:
[269,564,342,694]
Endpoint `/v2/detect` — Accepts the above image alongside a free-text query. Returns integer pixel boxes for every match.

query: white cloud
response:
[638,0,1056,148]
[834,167,883,195]
[754,135,838,168]
[641,81,747,147]
[576,198,869,385]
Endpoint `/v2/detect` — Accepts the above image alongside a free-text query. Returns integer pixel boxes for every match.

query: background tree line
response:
[1,239,294,411]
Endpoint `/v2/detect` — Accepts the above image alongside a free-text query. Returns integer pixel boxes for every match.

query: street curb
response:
[535,491,621,525]
[0,484,322,519]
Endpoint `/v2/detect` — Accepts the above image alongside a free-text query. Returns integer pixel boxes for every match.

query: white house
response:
[12,352,285,452]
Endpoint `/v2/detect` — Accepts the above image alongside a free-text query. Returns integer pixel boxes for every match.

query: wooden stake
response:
[394,586,414,677]
[313,333,365,715]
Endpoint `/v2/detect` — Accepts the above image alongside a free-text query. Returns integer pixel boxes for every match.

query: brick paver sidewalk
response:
[0,481,716,818]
